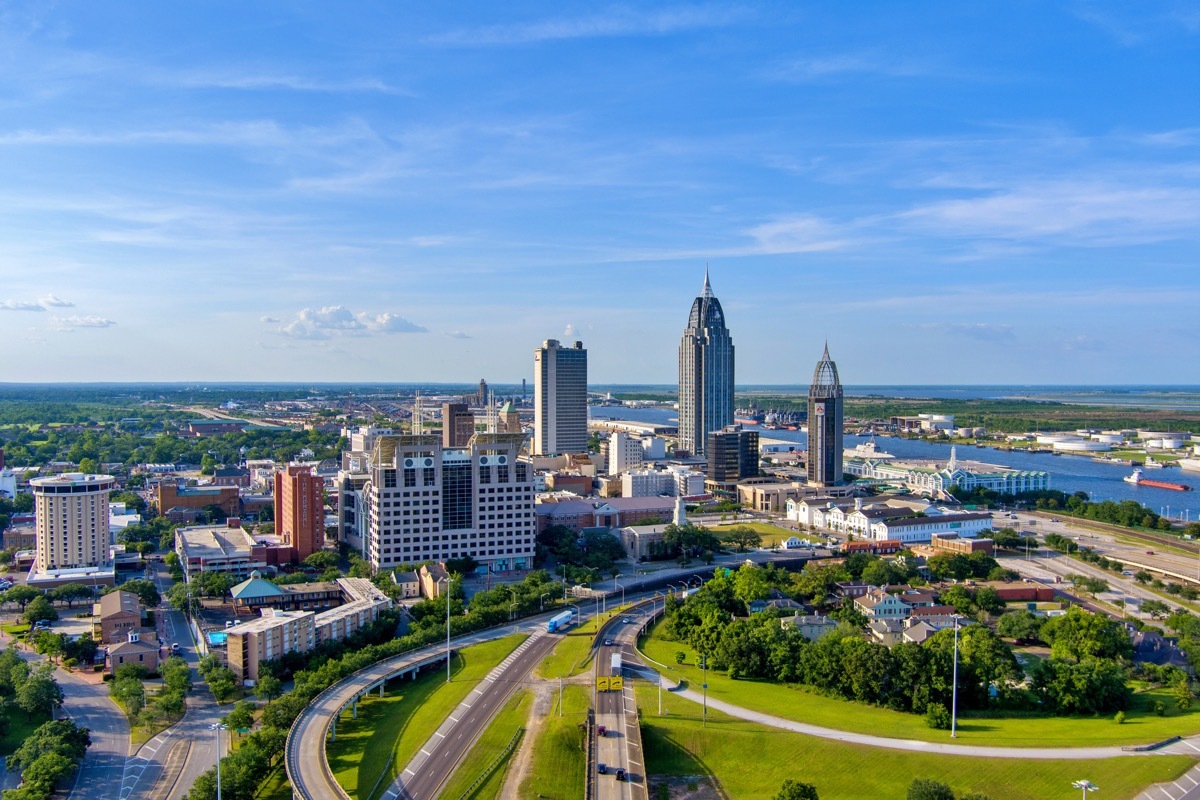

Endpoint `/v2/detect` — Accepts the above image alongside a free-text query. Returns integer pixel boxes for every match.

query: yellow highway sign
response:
[596,676,610,691]
[611,677,623,691]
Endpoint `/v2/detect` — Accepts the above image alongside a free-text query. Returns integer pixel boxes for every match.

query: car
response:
[615,768,627,781]
[597,725,607,737]
[171,642,181,653]
[1147,550,1155,555]
[225,620,236,628]
[598,763,607,775]
[622,617,632,624]
[1122,571,1134,577]
[603,638,614,646]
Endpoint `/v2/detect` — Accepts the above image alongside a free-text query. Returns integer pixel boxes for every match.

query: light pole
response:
[210,723,227,800]
[614,574,624,607]
[439,577,451,683]
[1072,779,1098,798]
[701,653,708,728]
[950,615,960,738]
[539,592,550,611]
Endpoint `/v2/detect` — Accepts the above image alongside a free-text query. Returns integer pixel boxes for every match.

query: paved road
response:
[595,609,651,800]
[384,632,559,800]
[59,668,130,800]
[288,614,583,800]
[121,563,226,800]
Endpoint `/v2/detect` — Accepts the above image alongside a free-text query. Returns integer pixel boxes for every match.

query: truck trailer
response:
[547,608,577,633]
[611,652,622,676]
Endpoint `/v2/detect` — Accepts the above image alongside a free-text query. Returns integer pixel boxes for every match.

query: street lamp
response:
[539,592,551,611]
[950,615,960,738]
[210,723,227,800]
[614,574,624,607]
[1072,779,1098,798]
[438,577,451,683]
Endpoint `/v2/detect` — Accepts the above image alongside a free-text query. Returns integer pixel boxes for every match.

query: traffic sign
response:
[611,677,623,691]
[596,676,610,691]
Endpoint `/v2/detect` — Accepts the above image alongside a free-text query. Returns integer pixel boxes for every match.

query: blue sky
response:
[0,2,1197,384]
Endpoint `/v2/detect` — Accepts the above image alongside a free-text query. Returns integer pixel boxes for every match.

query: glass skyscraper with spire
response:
[678,268,734,457]
[807,342,844,486]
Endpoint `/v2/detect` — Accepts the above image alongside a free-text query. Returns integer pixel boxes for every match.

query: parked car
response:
[171,642,181,653]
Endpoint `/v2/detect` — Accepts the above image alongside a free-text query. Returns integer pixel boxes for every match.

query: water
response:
[589,406,1200,520]
[206,631,228,646]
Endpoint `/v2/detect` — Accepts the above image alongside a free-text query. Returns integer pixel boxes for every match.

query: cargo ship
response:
[1179,458,1200,474]
[1123,468,1193,491]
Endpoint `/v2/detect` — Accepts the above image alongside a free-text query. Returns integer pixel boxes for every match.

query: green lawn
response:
[255,765,294,800]
[638,684,1196,800]
[326,634,526,800]
[640,620,1200,747]
[538,605,634,679]
[0,705,50,756]
[517,684,589,800]
[711,521,819,548]
[438,689,530,800]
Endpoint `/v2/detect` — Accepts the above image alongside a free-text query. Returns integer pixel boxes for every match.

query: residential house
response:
[780,614,839,641]
[92,591,143,644]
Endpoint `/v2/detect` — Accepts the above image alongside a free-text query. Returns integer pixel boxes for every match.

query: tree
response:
[255,674,283,702]
[1134,571,1152,584]
[23,596,58,625]
[208,667,238,702]
[108,579,161,609]
[8,719,90,772]
[4,584,42,611]
[907,779,955,800]
[1040,607,1132,663]
[223,700,255,732]
[774,779,820,800]
[925,703,951,730]
[21,751,74,791]
[16,670,63,719]
[51,583,94,609]
[722,526,762,553]
[77,457,100,475]
[1141,599,1172,620]
[996,611,1044,644]
[302,550,339,571]
[200,455,217,475]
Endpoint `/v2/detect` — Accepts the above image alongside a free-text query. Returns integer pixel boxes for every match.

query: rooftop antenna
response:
[487,390,498,433]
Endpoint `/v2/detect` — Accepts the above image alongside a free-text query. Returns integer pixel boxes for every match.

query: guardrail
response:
[584,708,596,800]
[455,726,524,800]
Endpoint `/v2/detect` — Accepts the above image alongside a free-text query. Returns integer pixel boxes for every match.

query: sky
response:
[0,2,1197,385]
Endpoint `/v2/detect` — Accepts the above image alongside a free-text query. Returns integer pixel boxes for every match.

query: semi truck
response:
[611,652,622,676]
[547,608,577,633]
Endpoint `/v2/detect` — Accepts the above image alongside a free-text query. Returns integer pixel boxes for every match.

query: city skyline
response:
[0,3,1197,384]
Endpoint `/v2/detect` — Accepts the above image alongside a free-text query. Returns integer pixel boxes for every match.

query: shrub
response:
[924,703,951,730]
[1114,710,1126,724]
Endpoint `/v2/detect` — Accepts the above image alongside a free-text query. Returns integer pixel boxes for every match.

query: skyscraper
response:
[275,464,325,561]
[678,267,735,457]
[706,425,759,489]
[534,339,588,455]
[807,343,844,487]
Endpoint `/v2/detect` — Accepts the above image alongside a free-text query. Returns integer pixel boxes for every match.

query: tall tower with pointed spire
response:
[678,266,735,457]
[807,342,844,486]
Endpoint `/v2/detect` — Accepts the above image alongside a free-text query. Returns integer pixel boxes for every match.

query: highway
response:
[381,632,559,800]
[287,607,604,800]
[592,605,654,800]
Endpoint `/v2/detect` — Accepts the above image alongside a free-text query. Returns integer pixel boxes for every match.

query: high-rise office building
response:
[678,268,734,457]
[706,425,759,488]
[32,472,115,571]
[807,343,844,487]
[442,403,476,448]
[533,339,588,455]
[275,464,325,561]
[360,433,535,572]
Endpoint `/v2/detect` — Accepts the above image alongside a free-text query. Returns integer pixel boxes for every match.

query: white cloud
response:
[52,315,115,329]
[563,323,576,337]
[767,52,932,82]
[276,306,427,339]
[913,322,1016,341]
[0,300,45,311]
[428,6,743,46]
[260,316,280,324]
[37,294,73,308]
[742,214,853,254]
[445,331,472,339]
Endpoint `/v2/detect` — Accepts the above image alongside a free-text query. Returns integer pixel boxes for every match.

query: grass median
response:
[640,619,1200,748]
[538,603,635,679]
[517,683,589,800]
[325,633,526,800]
[439,689,531,800]
[637,684,1196,800]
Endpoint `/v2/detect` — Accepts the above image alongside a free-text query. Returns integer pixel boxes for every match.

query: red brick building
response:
[275,464,325,561]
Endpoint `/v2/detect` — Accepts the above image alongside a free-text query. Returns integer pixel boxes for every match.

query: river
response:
[589,406,1200,521]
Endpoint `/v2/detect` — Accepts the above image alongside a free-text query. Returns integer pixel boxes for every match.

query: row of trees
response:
[110,658,191,730]
[0,649,64,725]
[664,569,1140,716]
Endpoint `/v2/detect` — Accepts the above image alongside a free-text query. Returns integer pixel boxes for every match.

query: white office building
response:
[534,339,588,456]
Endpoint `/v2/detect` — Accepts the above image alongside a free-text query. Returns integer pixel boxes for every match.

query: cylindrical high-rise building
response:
[32,472,115,571]
[807,343,844,487]
[678,268,735,457]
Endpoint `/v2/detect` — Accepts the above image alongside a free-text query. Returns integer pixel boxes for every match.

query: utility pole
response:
[951,616,960,738]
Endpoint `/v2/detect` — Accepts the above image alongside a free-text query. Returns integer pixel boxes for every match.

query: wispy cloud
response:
[445,331,472,339]
[52,315,115,330]
[742,214,854,254]
[766,52,933,82]
[563,323,577,337]
[0,294,75,311]
[911,322,1016,341]
[275,306,427,339]
[160,70,411,95]
[427,5,744,46]
[0,300,45,311]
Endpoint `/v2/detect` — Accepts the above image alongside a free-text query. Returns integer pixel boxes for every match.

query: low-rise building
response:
[780,614,838,641]
[93,591,143,644]
[175,521,263,582]
[391,571,421,599]
[854,589,911,620]
[107,631,160,674]
[156,482,240,519]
